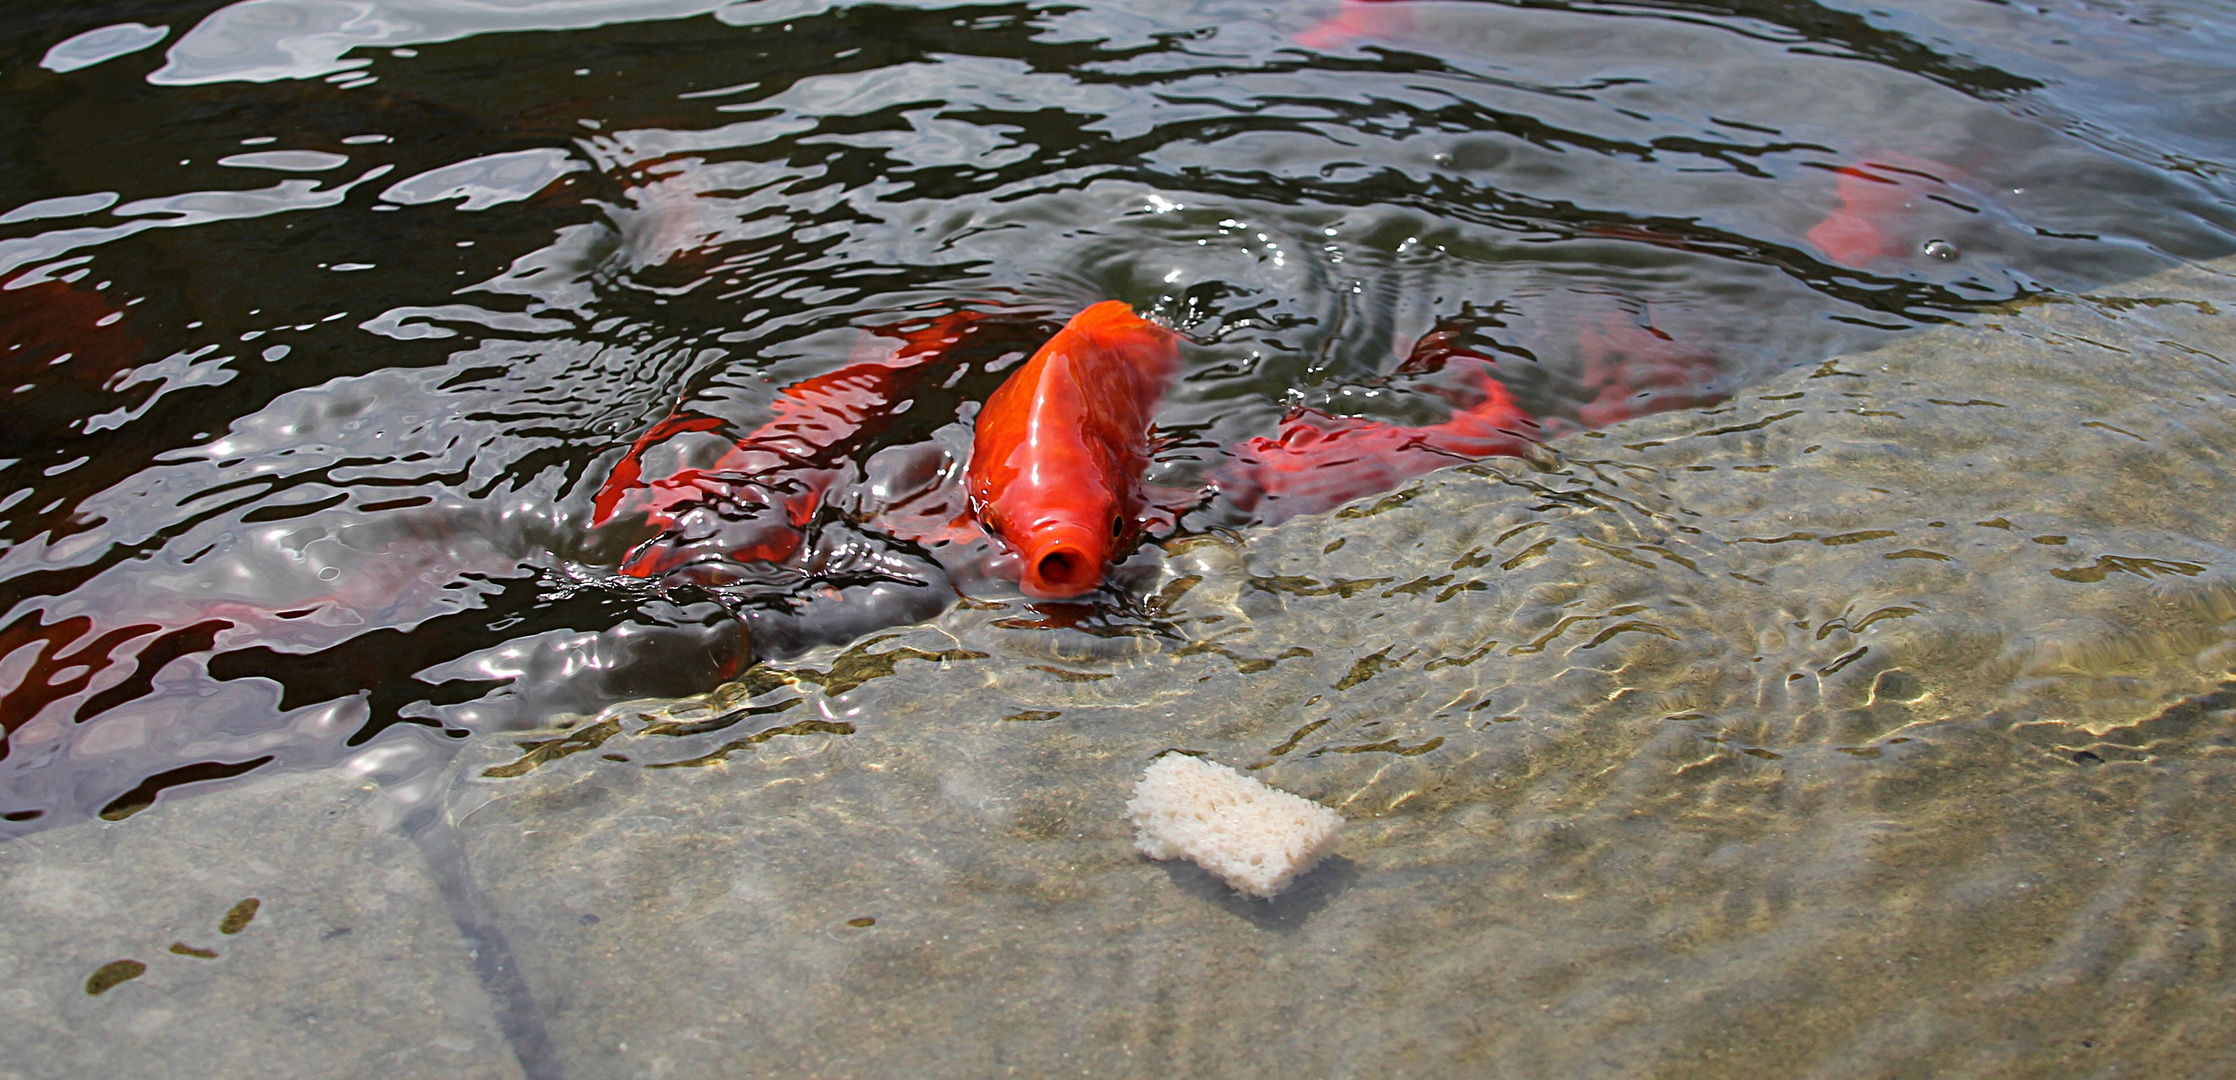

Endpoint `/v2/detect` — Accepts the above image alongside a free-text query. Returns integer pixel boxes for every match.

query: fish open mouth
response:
[1025,547,1097,598]
[1019,531,1104,599]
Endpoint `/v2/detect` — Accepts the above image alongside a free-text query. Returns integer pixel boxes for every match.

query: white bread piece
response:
[1126,753,1345,898]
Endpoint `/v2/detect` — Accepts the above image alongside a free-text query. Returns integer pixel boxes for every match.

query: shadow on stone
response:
[1159,854,1356,931]
[405,806,566,1080]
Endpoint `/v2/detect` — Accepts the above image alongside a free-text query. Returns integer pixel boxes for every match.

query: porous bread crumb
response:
[1126,753,1344,898]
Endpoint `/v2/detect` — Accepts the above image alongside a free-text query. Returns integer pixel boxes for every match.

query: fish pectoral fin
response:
[869,509,986,549]
[1140,483,1209,537]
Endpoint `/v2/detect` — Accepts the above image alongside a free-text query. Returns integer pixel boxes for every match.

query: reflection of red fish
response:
[1576,311,1720,428]
[0,613,228,764]
[1805,154,1958,266]
[1,276,143,388]
[967,301,1181,598]
[593,311,991,578]
[1217,335,1537,524]
[1296,0,1415,49]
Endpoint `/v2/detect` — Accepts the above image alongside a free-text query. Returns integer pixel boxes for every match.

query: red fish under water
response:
[1575,311,1722,429]
[593,310,991,579]
[1,275,143,390]
[1805,154,1961,266]
[1295,0,1415,49]
[966,301,1181,598]
[599,300,1715,603]
[1213,330,1538,524]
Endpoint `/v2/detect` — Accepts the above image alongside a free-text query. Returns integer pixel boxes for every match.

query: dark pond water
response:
[0,0,2230,832]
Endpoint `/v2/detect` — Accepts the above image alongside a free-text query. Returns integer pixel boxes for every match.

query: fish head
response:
[981,474,1137,599]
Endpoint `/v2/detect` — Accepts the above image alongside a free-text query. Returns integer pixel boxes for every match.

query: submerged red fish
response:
[1575,311,1722,429]
[593,311,989,579]
[1295,0,1415,49]
[1805,154,1962,266]
[1,277,142,387]
[1216,337,1537,524]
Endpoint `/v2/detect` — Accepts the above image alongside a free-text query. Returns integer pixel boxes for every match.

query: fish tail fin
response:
[1576,311,1721,428]
[1429,362,1538,457]
[1808,154,1964,264]
[593,411,727,525]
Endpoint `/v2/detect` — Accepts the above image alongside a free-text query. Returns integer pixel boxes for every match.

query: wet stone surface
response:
[0,769,521,1080]
[9,257,2236,1078]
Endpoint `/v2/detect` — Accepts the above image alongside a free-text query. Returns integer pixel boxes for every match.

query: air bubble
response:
[1921,238,1959,261]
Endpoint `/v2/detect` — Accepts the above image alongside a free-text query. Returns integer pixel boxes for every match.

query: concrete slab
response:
[0,768,525,1080]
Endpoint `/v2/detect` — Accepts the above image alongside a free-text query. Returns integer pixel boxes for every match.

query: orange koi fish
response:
[966,301,1181,598]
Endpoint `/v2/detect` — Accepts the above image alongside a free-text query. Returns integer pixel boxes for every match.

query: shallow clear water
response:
[0,0,2231,831]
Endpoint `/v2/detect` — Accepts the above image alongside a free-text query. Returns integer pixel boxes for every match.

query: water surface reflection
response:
[0,0,2229,827]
